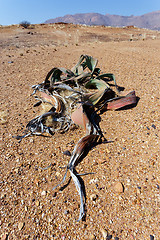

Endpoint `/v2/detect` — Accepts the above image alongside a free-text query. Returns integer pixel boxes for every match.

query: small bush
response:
[20,21,31,29]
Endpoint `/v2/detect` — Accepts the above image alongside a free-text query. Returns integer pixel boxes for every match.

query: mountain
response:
[45,11,160,30]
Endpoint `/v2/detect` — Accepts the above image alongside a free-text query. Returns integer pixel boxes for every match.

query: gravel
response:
[0,23,159,239]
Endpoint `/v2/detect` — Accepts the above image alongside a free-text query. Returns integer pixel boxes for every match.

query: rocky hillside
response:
[45,11,160,30]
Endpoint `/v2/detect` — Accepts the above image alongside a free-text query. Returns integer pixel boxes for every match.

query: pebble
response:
[114,182,124,193]
[107,235,112,240]
[137,188,141,194]
[63,150,71,156]
[151,124,156,129]
[105,148,111,153]
[56,172,61,177]
[90,194,98,201]
[88,234,96,240]
[98,158,107,164]
[0,110,9,124]
[18,222,25,230]
[100,228,108,239]
[35,200,40,206]
[89,178,98,184]
[64,210,69,215]
[1,234,8,240]
[41,190,47,196]
[150,235,154,240]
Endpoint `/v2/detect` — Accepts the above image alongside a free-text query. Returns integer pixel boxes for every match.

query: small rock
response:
[105,148,111,154]
[35,200,40,206]
[88,234,96,240]
[56,172,61,177]
[156,184,159,189]
[137,188,141,194]
[63,150,71,156]
[100,228,108,239]
[1,233,8,240]
[34,178,39,186]
[53,192,57,197]
[1,193,6,199]
[151,124,156,129]
[107,235,112,240]
[150,235,154,240]
[18,222,24,230]
[90,194,98,201]
[114,182,124,193]
[64,210,69,215]
[41,190,46,196]
[14,200,18,205]
[15,168,19,174]
[89,178,98,184]
[0,110,9,124]
[98,158,107,164]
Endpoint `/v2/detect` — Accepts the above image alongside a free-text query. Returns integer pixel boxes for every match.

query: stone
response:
[35,200,40,206]
[88,234,96,240]
[100,228,108,239]
[63,150,71,156]
[98,158,107,164]
[105,148,111,154]
[114,182,124,193]
[0,110,9,124]
[41,190,47,196]
[137,188,141,194]
[1,234,8,240]
[18,222,25,230]
[90,194,98,201]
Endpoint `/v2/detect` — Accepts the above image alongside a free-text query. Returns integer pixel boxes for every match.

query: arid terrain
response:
[0,23,160,240]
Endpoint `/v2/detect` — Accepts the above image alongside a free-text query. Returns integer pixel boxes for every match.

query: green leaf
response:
[44,67,62,85]
[81,55,98,73]
[71,55,98,75]
[85,78,110,91]
[85,79,110,105]
[71,55,85,75]
[88,90,105,105]
[50,68,63,84]
[96,73,118,90]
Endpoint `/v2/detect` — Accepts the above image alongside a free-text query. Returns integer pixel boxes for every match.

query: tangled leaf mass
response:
[15,55,137,221]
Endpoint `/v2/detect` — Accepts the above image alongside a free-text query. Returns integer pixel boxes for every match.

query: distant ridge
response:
[45,11,160,30]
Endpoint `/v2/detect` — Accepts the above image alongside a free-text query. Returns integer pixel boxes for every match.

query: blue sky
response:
[0,0,159,26]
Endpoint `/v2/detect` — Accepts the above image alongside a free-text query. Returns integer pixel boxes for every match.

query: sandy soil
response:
[0,23,160,240]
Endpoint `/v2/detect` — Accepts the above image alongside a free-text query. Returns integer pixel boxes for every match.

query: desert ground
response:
[0,23,160,240]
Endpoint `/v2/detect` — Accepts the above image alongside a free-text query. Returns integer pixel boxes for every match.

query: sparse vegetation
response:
[0,22,160,239]
[19,20,31,29]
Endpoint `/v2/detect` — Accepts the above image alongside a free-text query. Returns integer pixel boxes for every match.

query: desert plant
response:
[19,20,31,29]
[14,55,137,221]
